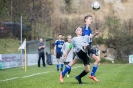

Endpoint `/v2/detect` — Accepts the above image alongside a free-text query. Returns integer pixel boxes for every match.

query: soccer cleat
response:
[75,76,83,84]
[89,75,99,82]
[57,69,59,71]
[60,73,64,83]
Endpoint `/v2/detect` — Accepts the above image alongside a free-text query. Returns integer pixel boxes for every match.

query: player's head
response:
[75,27,83,36]
[39,38,43,43]
[67,35,72,43]
[84,15,92,25]
[58,34,63,40]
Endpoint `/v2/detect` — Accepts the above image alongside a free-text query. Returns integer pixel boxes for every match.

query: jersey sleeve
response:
[54,40,58,46]
[69,44,73,49]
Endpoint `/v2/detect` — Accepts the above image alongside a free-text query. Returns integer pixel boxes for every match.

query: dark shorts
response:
[86,45,98,56]
[76,50,90,65]
[64,62,70,65]
[56,53,62,59]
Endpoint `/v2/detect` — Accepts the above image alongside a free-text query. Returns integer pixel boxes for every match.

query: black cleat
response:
[75,76,83,84]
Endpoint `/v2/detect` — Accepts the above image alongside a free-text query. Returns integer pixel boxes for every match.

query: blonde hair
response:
[67,35,72,38]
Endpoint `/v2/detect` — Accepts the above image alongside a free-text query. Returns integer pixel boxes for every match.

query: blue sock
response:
[62,65,71,76]
[56,64,59,69]
[91,65,98,76]
[61,64,64,68]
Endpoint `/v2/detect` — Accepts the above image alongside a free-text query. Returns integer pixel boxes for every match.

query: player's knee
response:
[96,57,101,63]
[85,69,90,73]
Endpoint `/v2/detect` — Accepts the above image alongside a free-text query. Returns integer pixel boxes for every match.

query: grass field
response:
[0,64,133,88]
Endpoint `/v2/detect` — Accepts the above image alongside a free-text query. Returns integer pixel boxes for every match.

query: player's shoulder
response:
[54,40,59,44]
[61,40,65,42]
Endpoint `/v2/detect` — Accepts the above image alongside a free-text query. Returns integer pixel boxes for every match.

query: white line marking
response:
[0,65,82,82]
[0,77,18,81]
[72,66,82,69]
[22,71,52,78]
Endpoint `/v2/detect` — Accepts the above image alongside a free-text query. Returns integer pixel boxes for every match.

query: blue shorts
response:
[56,53,62,59]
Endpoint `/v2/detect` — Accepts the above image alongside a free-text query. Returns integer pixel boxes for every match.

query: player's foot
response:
[60,73,64,83]
[60,68,63,71]
[89,75,99,82]
[67,74,70,77]
[57,69,59,71]
[75,76,82,84]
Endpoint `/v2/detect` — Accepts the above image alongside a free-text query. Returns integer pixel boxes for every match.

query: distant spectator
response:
[38,38,46,67]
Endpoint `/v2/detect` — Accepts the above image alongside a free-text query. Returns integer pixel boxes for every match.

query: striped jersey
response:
[54,39,65,53]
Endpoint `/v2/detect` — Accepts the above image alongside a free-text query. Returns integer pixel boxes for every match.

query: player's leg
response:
[67,62,71,77]
[89,49,100,82]
[60,53,64,71]
[75,50,90,84]
[64,62,70,77]
[56,53,60,71]
[91,54,100,75]
[60,58,78,83]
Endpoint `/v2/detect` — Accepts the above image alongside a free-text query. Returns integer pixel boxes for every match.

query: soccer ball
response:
[91,1,100,11]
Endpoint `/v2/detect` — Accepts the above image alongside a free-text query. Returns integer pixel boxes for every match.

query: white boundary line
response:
[22,71,51,78]
[0,77,19,81]
[0,65,82,82]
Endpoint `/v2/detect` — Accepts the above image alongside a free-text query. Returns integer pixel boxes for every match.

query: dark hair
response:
[58,34,62,36]
[84,15,92,22]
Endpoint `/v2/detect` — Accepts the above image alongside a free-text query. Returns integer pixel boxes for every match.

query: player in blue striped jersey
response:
[54,34,65,71]
[82,15,100,82]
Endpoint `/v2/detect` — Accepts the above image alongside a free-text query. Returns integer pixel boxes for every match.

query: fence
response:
[0,38,56,69]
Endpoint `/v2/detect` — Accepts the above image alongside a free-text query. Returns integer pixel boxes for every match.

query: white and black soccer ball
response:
[91,1,100,11]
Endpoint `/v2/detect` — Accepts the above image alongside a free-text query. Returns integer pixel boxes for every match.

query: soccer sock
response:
[78,70,88,78]
[61,64,64,68]
[91,65,98,76]
[56,64,59,70]
[62,65,71,76]
[68,68,71,74]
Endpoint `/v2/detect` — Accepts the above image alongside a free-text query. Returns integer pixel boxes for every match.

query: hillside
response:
[0,39,20,54]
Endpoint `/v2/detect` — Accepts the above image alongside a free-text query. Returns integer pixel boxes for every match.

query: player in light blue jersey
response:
[82,15,100,82]
[61,35,73,77]
[54,34,65,71]
[59,27,94,84]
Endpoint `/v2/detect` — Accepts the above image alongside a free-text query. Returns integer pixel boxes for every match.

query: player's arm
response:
[91,30,99,39]
[54,46,56,56]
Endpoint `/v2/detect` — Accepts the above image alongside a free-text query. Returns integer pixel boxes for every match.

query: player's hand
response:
[95,30,99,35]
[64,53,67,58]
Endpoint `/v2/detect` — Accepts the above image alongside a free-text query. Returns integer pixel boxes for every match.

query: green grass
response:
[0,38,20,54]
[0,64,133,88]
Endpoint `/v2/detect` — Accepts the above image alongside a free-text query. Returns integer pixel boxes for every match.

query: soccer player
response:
[82,15,101,82]
[54,34,65,71]
[61,35,73,77]
[60,27,93,84]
